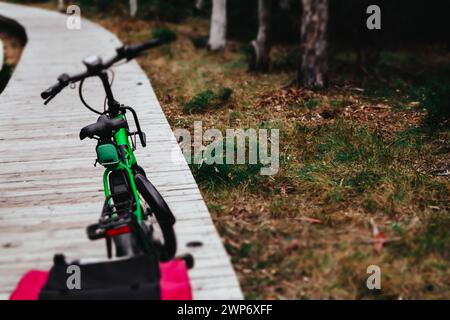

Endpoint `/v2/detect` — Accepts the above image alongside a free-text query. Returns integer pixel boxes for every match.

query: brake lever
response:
[122,106,146,147]
[140,131,147,148]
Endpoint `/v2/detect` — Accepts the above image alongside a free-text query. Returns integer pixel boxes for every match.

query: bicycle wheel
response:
[113,233,138,257]
[134,173,177,261]
[108,169,140,257]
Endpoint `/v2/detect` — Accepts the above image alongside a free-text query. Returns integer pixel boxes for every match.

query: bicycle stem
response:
[98,71,120,115]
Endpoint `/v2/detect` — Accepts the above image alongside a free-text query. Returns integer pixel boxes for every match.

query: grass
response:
[183,87,233,113]
[189,134,265,190]
[142,35,449,297]
[183,89,215,113]
[16,1,450,299]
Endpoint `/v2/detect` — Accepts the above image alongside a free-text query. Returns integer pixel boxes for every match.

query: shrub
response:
[151,27,177,43]
[183,90,215,113]
[217,87,233,101]
[183,87,233,113]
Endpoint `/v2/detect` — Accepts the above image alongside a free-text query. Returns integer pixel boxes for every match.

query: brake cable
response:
[78,60,123,115]
[79,78,103,115]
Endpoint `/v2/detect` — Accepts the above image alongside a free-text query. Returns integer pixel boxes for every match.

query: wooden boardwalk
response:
[0,2,242,299]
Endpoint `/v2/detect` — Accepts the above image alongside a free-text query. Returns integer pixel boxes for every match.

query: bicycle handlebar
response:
[41,73,82,100]
[120,38,164,61]
[41,38,170,104]
[40,82,64,100]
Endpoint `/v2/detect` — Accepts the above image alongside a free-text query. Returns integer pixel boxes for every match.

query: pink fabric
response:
[160,259,192,300]
[9,270,49,300]
[9,259,192,300]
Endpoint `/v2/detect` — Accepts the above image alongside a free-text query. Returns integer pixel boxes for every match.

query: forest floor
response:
[4,2,449,299]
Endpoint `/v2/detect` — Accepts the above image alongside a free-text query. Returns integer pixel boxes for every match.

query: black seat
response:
[80,114,127,140]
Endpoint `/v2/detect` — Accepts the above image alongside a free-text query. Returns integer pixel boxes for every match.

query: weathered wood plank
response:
[0,2,242,300]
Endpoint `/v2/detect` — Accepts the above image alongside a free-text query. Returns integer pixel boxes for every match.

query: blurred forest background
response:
[1,0,449,299]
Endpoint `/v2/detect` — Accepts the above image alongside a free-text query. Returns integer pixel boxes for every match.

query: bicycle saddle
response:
[80,114,127,140]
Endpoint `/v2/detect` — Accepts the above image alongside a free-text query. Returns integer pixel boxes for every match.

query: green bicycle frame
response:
[102,113,143,223]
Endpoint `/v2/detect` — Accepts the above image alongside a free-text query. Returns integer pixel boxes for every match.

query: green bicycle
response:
[41,39,176,261]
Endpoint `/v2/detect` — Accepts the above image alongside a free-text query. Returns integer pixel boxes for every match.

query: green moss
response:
[183,89,214,113]
[183,87,233,113]
[217,87,233,101]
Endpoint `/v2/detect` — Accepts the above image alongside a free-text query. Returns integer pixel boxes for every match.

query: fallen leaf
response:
[226,239,240,250]
[370,218,387,254]
[280,185,287,197]
[373,231,387,254]
[294,217,322,224]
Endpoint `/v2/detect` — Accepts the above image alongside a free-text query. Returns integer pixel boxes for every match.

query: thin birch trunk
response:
[208,0,227,51]
[57,0,65,12]
[249,0,271,72]
[130,0,138,18]
[298,0,329,88]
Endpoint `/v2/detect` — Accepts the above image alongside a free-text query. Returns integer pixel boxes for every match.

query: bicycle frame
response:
[81,68,149,228]
[102,114,143,224]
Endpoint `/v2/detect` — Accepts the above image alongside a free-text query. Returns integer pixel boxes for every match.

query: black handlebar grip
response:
[122,38,171,60]
[41,83,59,99]
[41,87,55,100]
[40,74,70,99]
[129,39,163,52]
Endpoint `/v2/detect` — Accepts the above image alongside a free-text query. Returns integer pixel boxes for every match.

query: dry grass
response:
[98,16,450,300]
[12,2,450,299]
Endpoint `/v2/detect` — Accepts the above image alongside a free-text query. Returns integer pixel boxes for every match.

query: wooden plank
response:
[0,2,242,300]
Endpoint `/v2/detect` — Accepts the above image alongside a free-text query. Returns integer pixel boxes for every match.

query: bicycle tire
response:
[113,233,138,257]
[108,169,139,258]
[134,173,177,261]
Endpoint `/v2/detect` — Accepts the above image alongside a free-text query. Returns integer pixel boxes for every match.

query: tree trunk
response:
[129,0,138,17]
[249,0,271,72]
[57,0,65,12]
[208,0,227,51]
[298,0,328,88]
